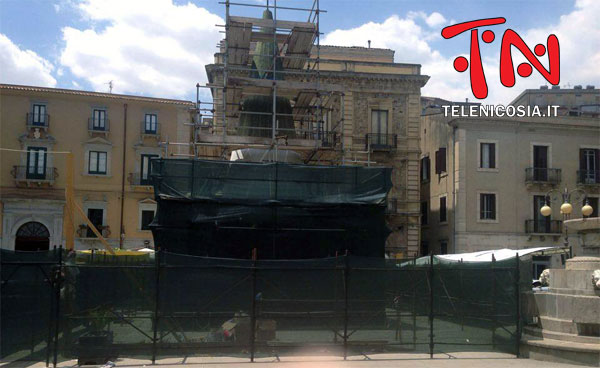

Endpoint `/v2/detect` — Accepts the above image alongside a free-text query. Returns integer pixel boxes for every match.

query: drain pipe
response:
[119,103,128,249]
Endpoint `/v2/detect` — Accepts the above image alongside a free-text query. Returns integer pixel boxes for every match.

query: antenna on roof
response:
[368,40,371,48]
[104,80,114,93]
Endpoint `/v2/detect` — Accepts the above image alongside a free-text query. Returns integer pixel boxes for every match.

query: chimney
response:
[368,40,371,49]
[586,85,595,89]
[574,85,583,89]
[551,85,560,89]
[540,86,549,90]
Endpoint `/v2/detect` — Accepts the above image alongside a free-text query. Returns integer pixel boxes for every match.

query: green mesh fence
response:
[1,250,528,364]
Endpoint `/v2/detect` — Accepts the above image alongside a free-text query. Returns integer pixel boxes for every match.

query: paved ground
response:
[1,353,586,368]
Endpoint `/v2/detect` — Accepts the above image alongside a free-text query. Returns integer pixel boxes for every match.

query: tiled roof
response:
[0,84,194,106]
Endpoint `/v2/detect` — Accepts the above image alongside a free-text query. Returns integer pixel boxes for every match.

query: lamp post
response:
[540,187,594,254]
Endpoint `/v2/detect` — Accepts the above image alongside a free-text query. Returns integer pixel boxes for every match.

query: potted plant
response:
[77,305,115,365]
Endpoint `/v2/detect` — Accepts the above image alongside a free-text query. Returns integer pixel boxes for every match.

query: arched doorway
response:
[15,222,50,251]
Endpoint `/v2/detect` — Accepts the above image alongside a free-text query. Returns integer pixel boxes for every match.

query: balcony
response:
[26,113,50,130]
[525,219,562,234]
[577,170,600,185]
[525,168,561,185]
[141,121,161,138]
[366,133,397,151]
[77,224,111,238]
[12,166,57,186]
[128,173,153,187]
[88,117,110,135]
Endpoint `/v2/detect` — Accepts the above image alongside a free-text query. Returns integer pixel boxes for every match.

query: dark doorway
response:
[15,221,50,251]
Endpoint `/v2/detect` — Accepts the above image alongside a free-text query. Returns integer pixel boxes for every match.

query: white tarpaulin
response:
[436,247,558,263]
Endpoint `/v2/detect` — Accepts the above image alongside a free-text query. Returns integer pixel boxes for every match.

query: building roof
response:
[0,84,194,106]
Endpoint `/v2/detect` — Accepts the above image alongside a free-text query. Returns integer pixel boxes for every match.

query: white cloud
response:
[60,0,223,99]
[322,1,600,104]
[0,34,57,87]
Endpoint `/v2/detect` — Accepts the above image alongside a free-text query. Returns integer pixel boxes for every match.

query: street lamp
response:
[540,187,593,251]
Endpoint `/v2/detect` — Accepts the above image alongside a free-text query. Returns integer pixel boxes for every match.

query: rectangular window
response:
[421,201,428,225]
[533,195,551,233]
[141,210,155,230]
[480,193,496,220]
[31,104,47,125]
[26,147,47,179]
[89,151,107,175]
[144,114,157,133]
[440,241,448,255]
[92,109,107,130]
[86,208,104,238]
[533,145,548,181]
[435,147,446,174]
[421,156,430,182]
[140,154,159,185]
[439,196,447,223]
[371,109,388,145]
[585,197,598,218]
[480,142,496,168]
[580,148,600,184]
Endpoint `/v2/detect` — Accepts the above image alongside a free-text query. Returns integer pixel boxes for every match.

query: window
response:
[584,197,598,218]
[141,210,155,230]
[480,142,496,169]
[86,208,104,238]
[89,151,107,175]
[533,145,548,181]
[144,114,157,134]
[440,241,448,255]
[92,109,107,130]
[580,148,599,184]
[421,156,430,182]
[371,109,388,135]
[435,147,446,174]
[140,154,159,185]
[26,147,47,179]
[480,193,496,220]
[439,196,447,223]
[31,104,47,125]
[533,195,551,233]
[421,201,428,225]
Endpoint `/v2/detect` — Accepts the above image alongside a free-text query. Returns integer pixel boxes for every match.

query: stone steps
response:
[521,334,600,366]
[524,326,600,344]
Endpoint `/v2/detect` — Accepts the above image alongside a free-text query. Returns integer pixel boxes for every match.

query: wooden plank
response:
[229,16,316,31]
[227,21,252,65]
[283,27,316,70]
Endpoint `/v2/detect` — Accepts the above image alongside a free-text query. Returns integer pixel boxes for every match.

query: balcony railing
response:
[128,172,153,186]
[366,133,397,150]
[525,168,561,184]
[26,113,50,129]
[88,118,110,132]
[577,170,600,185]
[78,224,111,238]
[141,121,161,136]
[12,165,57,183]
[525,219,562,234]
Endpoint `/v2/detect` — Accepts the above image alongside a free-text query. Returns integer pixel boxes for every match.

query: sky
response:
[0,0,598,104]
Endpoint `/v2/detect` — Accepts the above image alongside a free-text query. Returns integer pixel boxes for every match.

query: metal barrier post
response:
[152,248,161,364]
[492,254,497,350]
[429,253,434,359]
[515,253,521,358]
[343,251,349,360]
[250,248,257,362]
[46,246,57,367]
[52,246,63,368]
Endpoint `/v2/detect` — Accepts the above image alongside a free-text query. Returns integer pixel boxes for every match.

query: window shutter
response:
[490,194,496,219]
[489,144,496,168]
[595,149,600,182]
[579,149,585,170]
[440,147,446,172]
[479,193,484,219]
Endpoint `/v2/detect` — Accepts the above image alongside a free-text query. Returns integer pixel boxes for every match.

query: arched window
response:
[15,222,50,251]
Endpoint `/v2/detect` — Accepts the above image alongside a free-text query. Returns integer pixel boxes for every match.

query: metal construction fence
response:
[1,248,529,365]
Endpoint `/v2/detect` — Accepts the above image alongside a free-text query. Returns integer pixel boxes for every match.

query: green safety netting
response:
[1,249,529,363]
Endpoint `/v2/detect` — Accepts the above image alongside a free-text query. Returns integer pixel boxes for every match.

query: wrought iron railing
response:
[577,170,600,185]
[88,117,110,132]
[366,133,397,150]
[525,219,562,234]
[12,165,57,182]
[525,168,561,184]
[26,113,50,129]
[128,172,153,186]
[141,121,160,135]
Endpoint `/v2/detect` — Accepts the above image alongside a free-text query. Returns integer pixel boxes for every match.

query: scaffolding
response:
[181,0,350,163]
